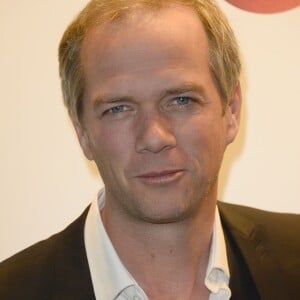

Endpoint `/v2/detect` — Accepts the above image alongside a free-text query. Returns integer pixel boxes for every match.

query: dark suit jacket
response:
[0,202,299,299]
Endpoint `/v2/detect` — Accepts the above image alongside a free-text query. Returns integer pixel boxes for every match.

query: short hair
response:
[59,0,241,123]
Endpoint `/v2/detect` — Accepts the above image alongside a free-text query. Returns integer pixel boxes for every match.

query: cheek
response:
[177,118,226,168]
[177,118,216,150]
[90,124,134,170]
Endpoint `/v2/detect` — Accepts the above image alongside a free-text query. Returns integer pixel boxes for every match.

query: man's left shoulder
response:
[218,201,300,265]
[218,201,300,285]
[219,201,300,297]
[218,201,300,237]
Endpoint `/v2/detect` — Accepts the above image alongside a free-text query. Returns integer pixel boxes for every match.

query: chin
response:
[133,197,196,225]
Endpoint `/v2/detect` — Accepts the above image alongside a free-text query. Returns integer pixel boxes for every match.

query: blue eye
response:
[108,105,127,114]
[175,96,190,106]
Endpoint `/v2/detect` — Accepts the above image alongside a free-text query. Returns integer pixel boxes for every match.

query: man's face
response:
[75,4,240,223]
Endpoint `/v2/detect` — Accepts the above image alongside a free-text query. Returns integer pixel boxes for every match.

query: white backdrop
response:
[0,1,299,261]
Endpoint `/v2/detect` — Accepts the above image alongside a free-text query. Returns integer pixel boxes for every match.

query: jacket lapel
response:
[51,207,96,300]
[218,202,288,299]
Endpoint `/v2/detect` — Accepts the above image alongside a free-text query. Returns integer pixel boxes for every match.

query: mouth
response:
[135,169,185,184]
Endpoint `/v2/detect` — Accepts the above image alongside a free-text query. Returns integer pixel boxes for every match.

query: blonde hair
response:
[59,0,241,122]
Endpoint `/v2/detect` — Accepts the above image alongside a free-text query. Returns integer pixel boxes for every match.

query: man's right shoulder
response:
[0,206,92,300]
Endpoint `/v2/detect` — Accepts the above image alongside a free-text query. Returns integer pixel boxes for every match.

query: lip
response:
[135,169,184,184]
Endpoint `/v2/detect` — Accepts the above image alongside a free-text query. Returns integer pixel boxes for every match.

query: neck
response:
[101,196,216,299]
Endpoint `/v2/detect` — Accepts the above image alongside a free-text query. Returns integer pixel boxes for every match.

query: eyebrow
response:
[159,83,205,99]
[92,82,206,111]
[92,95,132,111]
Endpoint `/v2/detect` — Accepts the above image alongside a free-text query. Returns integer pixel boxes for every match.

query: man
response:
[0,0,299,299]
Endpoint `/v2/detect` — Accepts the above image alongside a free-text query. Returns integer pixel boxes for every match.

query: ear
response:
[225,82,242,145]
[72,118,95,161]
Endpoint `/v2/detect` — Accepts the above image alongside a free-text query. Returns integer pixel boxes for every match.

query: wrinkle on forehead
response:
[81,3,210,79]
[80,3,218,107]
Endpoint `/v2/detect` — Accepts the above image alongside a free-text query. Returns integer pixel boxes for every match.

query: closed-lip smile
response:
[136,169,184,184]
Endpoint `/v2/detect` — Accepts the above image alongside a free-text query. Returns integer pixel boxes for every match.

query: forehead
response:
[80,4,213,99]
[81,3,209,69]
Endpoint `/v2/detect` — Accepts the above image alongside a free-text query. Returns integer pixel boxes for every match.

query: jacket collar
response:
[218,201,288,299]
[52,206,96,299]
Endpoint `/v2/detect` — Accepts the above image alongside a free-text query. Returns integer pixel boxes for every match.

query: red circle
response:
[226,0,300,13]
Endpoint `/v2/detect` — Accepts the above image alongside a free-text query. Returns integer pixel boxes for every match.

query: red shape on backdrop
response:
[226,0,300,13]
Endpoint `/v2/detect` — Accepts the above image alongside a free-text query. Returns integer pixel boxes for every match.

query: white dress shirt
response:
[84,189,231,299]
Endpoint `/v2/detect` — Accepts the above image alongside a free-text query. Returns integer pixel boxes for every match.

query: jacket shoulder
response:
[218,201,300,238]
[0,206,94,300]
[218,201,300,297]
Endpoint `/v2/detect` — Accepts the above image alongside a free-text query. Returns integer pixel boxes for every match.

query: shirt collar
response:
[205,208,231,298]
[84,189,230,299]
[84,189,147,299]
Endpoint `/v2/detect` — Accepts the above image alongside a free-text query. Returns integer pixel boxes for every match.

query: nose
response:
[135,112,176,153]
